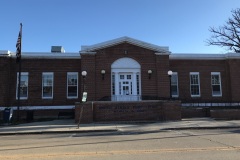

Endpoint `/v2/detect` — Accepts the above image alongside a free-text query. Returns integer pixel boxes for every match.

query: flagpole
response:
[17,23,22,122]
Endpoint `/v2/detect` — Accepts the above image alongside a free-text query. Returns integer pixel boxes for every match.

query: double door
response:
[119,74,132,96]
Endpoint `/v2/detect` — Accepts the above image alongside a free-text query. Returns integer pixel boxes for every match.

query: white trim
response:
[67,72,78,99]
[79,51,97,55]
[112,57,140,69]
[11,52,81,59]
[170,53,240,60]
[111,57,141,101]
[182,103,240,107]
[155,52,170,55]
[81,36,170,53]
[190,72,201,97]
[211,72,222,97]
[225,53,240,59]
[0,105,75,111]
[16,72,29,100]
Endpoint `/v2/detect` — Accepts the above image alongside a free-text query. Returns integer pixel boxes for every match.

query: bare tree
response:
[207,8,240,53]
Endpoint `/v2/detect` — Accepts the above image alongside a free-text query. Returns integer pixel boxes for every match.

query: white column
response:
[132,72,137,96]
[115,72,119,97]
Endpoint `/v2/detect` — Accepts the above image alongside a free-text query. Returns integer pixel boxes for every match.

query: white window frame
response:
[67,72,78,99]
[16,72,29,100]
[211,72,222,97]
[171,72,179,97]
[42,72,54,99]
[190,72,201,97]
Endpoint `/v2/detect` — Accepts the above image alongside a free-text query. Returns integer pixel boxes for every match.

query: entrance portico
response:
[111,57,141,101]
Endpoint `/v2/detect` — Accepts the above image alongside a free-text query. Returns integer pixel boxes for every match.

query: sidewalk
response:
[0,118,240,135]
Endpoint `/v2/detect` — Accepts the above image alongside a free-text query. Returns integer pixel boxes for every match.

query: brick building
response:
[0,37,240,119]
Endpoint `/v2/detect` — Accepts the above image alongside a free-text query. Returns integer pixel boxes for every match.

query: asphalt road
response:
[0,129,240,160]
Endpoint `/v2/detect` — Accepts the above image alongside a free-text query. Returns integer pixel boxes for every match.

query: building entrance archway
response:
[111,57,141,101]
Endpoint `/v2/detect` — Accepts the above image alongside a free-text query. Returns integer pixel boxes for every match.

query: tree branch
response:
[207,8,240,53]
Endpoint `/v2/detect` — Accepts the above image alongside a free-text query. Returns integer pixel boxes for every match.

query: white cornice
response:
[155,52,170,56]
[10,52,81,59]
[170,53,240,60]
[170,54,226,60]
[80,36,170,53]
[225,53,240,59]
[79,51,97,55]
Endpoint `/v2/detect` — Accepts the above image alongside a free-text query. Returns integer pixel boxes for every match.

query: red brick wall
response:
[82,43,169,101]
[8,58,82,107]
[81,54,96,101]
[211,109,240,120]
[0,109,74,122]
[1,43,240,109]
[0,57,13,107]
[170,59,230,102]
[75,100,181,123]
[182,108,210,118]
[228,59,240,101]
[75,102,93,123]
[156,55,170,98]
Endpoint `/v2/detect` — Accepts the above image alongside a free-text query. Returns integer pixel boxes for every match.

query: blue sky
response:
[1,0,239,53]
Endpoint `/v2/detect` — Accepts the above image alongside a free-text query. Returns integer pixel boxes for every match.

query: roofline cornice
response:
[170,53,240,60]
[9,52,81,59]
[79,51,97,55]
[155,52,171,56]
[81,36,170,53]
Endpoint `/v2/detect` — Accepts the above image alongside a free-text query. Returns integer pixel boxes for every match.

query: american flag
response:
[16,23,22,63]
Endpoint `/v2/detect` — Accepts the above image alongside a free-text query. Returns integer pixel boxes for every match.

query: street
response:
[0,129,240,160]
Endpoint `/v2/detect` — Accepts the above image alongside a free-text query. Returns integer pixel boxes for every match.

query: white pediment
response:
[80,36,170,53]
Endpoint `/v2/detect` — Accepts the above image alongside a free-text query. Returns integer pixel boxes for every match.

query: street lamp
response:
[101,70,106,80]
[81,71,87,93]
[167,70,173,99]
[148,70,152,79]
[77,71,87,129]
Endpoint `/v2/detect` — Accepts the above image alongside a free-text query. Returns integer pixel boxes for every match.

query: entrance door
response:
[118,74,133,101]
[111,57,141,101]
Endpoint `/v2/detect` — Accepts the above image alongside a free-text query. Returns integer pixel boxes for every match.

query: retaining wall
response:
[75,100,181,123]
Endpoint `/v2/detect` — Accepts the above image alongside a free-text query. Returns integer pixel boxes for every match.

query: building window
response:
[16,72,28,99]
[171,72,179,97]
[67,72,78,98]
[136,74,140,95]
[119,82,121,94]
[190,72,200,97]
[211,72,222,97]
[112,74,115,95]
[42,72,53,99]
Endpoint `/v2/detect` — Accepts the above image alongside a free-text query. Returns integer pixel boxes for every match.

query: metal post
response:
[17,61,21,121]
[167,70,173,100]
[77,71,87,129]
[169,75,172,100]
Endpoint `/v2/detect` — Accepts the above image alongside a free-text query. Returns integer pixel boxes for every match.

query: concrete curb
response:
[161,126,240,130]
[0,129,118,136]
[1,126,239,136]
